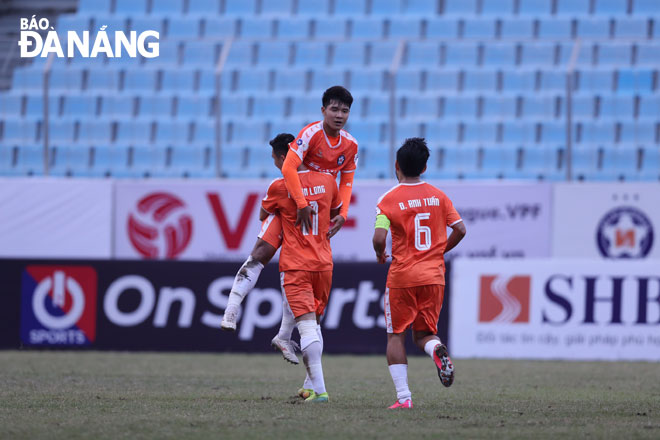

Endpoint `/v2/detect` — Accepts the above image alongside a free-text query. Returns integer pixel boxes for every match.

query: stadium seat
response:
[388,18,422,39]
[138,95,174,118]
[49,145,92,177]
[445,43,479,66]
[463,122,497,143]
[402,0,438,15]
[294,42,329,66]
[521,145,564,180]
[482,96,517,119]
[597,44,633,66]
[426,70,460,92]
[481,145,520,179]
[131,17,164,35]
[142,41,180,67]
[426,19,459,38]
[638,145,660,180]
[483,44,517,66]
[240,17,275,38]
[482,0,515,15]
[349,17,384,38]
[162,69,196,91]
[350,69,387,91]
[116,120,152,144]
[276,17,311,38]
[570,95,595,119]
[152,0,185,14]
[227,121,267,144]
[462,19,497,39]
[115,0,148,13]
[123,70,158,93]
[260,0,294,16]
[221,96,250,119]
[57,15,91,34]
[443,95,478,119]
[617,69,654,93]
[600,146,637,181]
[252,96,287,118]
[170,145,214,178]
[632,0,660,15]
[345,121,383,144]
[51,69,85,92]
[407,42,441,67]
[274,69,307,92]
[501,123,535,144]
[177,96,213,118]
[600,95,635,119]
[403,95,440,120]
[78,0,111,14]
[188,0,221,14]
[538,19,573,39]
[63,95,98,118]
[297,0,330,15]
[334,0,367,15]
[224,0,257,15]
[225,42,255,67]
[463,70,498,91]
[520,43,556,66]
[576,19,611,39]
[620,122,657,144]
[638,96,660,118]
[578,70,614,92]
[556,0,591,15]
[331,42,367,67]
[370,0,402,15]
[204,17,237,37]
[500,19,535,39]
[183,41,220,66]
[256,41,292,67]
[502,70,536,92]
[100,96,134,117]
[579,122,616,143]
[518,0,552,15]
[10,144,45,176]
[636,44,660,66]
[539,70,568,91]
[451,145,480,179]
[154,120,191,146]
[395,70,422,91]
[2,119,39,144]
[364,96,390,119]
[310,69,347,91]
[443,0,477,15]
[540,122,566,143]
[594,0,629,15]
[25,94,58,117]
[424,121,459,143]
[78,121,113,144]
[370,42,399,67]
[614,18,649,39]
[291,95,321,118]
[11,68,41,91]
[87,68,121,92]
[0,93,22,118]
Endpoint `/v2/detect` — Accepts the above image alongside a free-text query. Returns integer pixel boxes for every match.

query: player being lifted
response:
[221,86,358,364]
[261,156,342,403]
[372,138,466,410]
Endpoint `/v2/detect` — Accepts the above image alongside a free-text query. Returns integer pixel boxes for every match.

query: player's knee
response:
[251,240,276,265]
[297,319,320,351]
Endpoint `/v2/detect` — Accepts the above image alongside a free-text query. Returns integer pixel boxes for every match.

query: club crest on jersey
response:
[296,139,303,146]
[337,155,345,165]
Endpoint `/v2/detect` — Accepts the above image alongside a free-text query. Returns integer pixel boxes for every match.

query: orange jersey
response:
[262,171,341,272]
[376,182,462,288]
[289,121,359,176]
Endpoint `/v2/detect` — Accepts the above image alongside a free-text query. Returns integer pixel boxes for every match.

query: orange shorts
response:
[384,285,445,334]
[257,214,282,249]
[281,270,332,319]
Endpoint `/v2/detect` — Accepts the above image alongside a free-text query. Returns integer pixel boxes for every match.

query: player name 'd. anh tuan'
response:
[398,196,440,210]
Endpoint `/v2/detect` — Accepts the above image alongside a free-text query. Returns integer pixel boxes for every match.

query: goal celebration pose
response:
[373,138,466,409]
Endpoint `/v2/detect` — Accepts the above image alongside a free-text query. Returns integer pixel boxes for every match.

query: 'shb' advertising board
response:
[450,259,660,361]
[552,183,660,259]
[0,259,448,354]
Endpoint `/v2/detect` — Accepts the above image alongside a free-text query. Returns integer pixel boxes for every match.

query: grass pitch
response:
[0,351,658,439]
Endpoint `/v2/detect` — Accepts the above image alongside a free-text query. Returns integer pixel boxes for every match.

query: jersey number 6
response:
[414,213,431,251]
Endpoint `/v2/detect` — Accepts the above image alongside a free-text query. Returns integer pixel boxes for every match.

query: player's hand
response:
[376,252,389,264]
[327,215,345,238]
[295,205,314,232]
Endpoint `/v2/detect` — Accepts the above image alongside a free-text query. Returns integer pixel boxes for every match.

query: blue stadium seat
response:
[396,70,422,91]
[452,145,480,178]
[482,0,515,15]
[578,70,614,92]
[170,145,214,178]
[222,96,250,118]
[464,70,498,91]
[370,42,399,67]
[632,0,660,15]
[443,96,477,119]
[502,70,536,92]
[11,144,45,176]
[57,15,91,33]
[357,145,390,179]
[138,95,174,117]
[638,96,660,118]
[191,120,214,146]
[600,95,635,119]
[123,69,158,92]
[576,19,610,38]
[291,95,321,118]
[219,146,246,177]
[297,0,330,15]
[224,0,257,15]
[183,41,220,66]
[639,146,660,180]
[388,18,422,39]
[78,121,113,144]
[166,17,201,38]
[132,145,168,177]
[50,145,91,177]
[570,95,595,118]
[12,68,42,91]
[483,44,517,66]
[636,44,660,66]
[2,119,39,144]
[519,0,552,15]
[100,95,134,117]
[571,145,601,180]
[403,0,438,15]
[445,43,479,66]
[538,19,573,39]
[228,121,267,144]
[425,121,459,144]
[131,17,164,34]
[540,122,566,143]
[335,0,367,15]
[444,0,477,15]
[521,43,556,66]
[152,0,185,14]
[556,0,591,15]
[349,17,383,38]
[274,69,307,91]
[154,120,190,145]
[240,18,275,38]
[407,42,440,66]
[204,17,237,37]
[426,19,459,38]
[522,95,557,119]
[256,41,291,66]
[427,70,460,92]
[197,70,233,93]
[115,0,148,13]
[350,69,386,91]
[521,145,564,180]
[310,69,346,91]
[501,123,535,144]
[600,147,637,181]
[260,0,294,15]
[598,44,632,66]
[188,0,221,14]
[480,145,520,179]
[116,120,152,144]
[620,122,657,144]
[346,121,383,144]
[142,41,179,66]
[0,93,22,118]
[594,0,629,15]
[87,68,121,91]
[63,95,98,118]
[483,96,517,119]
[500,19,535,39]
[463,19,496,39]
[177,96,212,118]
[78,0,111,14]
[614,18,649,39]
[227,69,268,92]
[225,42,254,66]
[580,122,615,143]
[161,69,195,91]
[540,71,568,91]
[89,144,130,177]
[252,96,286,118]
[276,17,311,38]
[364,96,389,119]
[463,122,497,143]
[403,95,439,119]
[91,15,128,33]
[371,0,402,15]
[331,42,366,67]
[313,17,348,38]
[294,42,329,66]
[25,94,58,117]
[51,69,84,92]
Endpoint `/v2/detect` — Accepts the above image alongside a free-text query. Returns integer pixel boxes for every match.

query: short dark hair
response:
[322,86,353,108]
[269,133,294,157]
[397,138,430,177]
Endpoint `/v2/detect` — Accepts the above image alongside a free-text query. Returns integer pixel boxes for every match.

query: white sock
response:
[227,256,264,308]
[424,339,442,359]
[298,320,326,395]
[302,324,323,390]
[388,364,411,403]
[277,296,296,340]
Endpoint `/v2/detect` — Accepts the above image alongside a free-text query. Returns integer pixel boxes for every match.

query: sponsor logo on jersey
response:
[479,275,531,323]
[596,206,653,258]
[21,265,97,345]
[337,155,345,166]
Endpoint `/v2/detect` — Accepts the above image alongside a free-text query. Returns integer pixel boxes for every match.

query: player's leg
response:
[384,287,415,409]
[221,215,281,331]
[411,285,454,387]
[271,274,300,364]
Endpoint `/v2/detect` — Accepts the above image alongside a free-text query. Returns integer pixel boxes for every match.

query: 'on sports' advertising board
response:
[113,180,552,261]
[450,259,660,361]
[553,183,660,259]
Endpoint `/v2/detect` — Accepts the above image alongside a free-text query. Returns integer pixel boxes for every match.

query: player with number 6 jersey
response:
[373,138,466,410]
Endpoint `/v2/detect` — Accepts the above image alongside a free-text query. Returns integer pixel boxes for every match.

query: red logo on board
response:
[479,275,531,323]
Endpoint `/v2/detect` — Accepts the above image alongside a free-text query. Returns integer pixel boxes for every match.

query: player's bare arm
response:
[372,228,389,264]
[445,220,466,254]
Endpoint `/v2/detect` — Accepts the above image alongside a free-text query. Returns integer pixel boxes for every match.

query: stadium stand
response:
[0,0,659,180]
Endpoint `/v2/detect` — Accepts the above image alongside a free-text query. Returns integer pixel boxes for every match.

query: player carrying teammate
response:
[221,86,358,363]
[372,138,466,410]
[261,162,342,403]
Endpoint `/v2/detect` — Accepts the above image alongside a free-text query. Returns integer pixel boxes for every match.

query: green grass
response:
[0,351,659,439]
